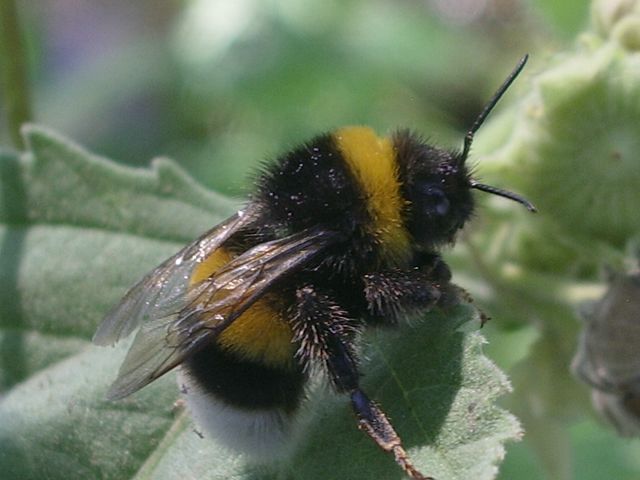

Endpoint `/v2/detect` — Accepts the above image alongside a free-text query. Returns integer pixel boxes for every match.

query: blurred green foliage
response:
[2,0,587,195]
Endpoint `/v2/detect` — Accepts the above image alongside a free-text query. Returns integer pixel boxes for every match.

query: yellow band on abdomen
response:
[191,248,295,368]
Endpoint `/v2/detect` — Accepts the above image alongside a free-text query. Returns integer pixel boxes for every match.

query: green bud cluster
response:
[478,4,640,275]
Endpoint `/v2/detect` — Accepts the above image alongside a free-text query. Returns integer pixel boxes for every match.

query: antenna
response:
[462,54,529,161]
[461,55,535,212]
[470,180,537,212]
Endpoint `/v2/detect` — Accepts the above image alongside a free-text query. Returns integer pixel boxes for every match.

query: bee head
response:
[396,137,474,247]
[396,55,535,249]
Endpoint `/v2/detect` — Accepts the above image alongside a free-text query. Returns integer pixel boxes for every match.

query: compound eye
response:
[422,185,450,216]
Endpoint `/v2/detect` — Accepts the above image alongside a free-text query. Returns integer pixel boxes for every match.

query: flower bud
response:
[482,44,640,274]
[571,266,640,436]
[592,0,640,51]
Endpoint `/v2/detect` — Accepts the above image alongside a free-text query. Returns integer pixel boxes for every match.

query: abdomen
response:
[180,344,305,460]
[180,246,306,460]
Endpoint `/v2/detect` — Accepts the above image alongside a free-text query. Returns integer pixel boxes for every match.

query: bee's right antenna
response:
[461,54,529,161]
[470,180,537,212]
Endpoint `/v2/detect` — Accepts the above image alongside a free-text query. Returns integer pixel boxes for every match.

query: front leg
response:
[289,285,432,480]
[364,254,456,323]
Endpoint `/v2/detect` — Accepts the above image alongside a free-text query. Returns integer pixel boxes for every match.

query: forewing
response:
[104,226,342,399]
[93,205,259,346]
[174,226,340,335]
[105,311,207,399]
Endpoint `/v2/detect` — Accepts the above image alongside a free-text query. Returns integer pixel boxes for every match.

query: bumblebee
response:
[94,56,534,480]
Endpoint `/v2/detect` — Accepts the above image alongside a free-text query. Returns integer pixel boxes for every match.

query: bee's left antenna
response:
[461,54,529,161]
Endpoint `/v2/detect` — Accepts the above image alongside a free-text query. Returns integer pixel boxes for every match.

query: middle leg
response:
[289,284,433,480]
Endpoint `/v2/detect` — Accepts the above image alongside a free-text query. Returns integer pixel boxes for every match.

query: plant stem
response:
[0,0,32,149]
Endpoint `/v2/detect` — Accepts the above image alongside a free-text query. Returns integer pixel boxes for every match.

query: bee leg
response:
[350,388,433,480]
[363,269,443,323]
[413,252,463,309]
[412,252,488,323]
[290,285,360,391]
[449,284,491,326]
[290,285,432,479]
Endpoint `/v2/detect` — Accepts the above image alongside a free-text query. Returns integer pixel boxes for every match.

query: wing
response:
[93,205,260,347]
[104,225,342,400]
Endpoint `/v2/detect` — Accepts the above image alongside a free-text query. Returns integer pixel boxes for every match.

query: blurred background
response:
[1,0,586,196]
[3,1,640,479]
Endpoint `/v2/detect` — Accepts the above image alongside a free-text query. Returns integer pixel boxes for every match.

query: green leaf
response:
[0,126,520,479]
[0,125,236,345]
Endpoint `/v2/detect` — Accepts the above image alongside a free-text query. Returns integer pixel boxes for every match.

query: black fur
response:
[183,343,305,413]
[254,133,366,236]
[393,130,475,247]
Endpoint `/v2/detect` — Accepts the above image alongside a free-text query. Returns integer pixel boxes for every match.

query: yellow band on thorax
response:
[334,126,411,264]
